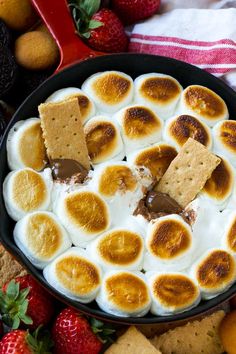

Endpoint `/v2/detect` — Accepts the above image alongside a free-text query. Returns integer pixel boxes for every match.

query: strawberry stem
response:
[0,280,33,329]
[68,0,103,39]
[90,318,116,343]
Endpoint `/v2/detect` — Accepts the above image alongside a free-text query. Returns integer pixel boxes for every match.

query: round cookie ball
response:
[14,31,59,70]
[0,0,38,31]
[219,311,236,354]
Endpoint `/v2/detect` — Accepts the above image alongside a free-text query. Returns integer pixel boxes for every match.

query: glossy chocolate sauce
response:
[50,158,88,183]
[134,190,183,221]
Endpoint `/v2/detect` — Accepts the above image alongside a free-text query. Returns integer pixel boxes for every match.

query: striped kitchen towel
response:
[129,8,236,77]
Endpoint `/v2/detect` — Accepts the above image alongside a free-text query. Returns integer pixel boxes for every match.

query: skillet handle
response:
[31,0,101,71]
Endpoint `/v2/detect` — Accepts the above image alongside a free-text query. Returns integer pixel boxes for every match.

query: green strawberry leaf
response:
[6,280,19,300]
[12,316,20,330]
[90,317,116,343]
[81,0,101,17]
[26,327,54,354]
[89,19,103,29]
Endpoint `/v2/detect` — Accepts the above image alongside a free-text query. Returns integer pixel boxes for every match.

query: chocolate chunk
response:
[145,190,182,214]
[0,47,18,99]
[50,158,88,182]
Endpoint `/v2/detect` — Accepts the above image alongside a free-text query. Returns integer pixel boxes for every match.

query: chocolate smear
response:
[134,190,183,222]
[50,158,88,183]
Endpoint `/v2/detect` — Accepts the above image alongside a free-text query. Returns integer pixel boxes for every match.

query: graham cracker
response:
[39,98,90,170]
[105,326,162,354]
[150,310,225,354]
[0,244,27,287]
[156,138,220,207]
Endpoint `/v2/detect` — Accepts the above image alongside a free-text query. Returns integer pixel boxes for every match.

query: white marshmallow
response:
[3,168,52,221]
[44,247,102,303]
[147,272,201,316]
[14,211,72,269]
[7,118,47,171]
[82,71,134,113]
[114,104,163,154]
[54,189,110,247]
[96,270,151,317]
[134,73,183,119]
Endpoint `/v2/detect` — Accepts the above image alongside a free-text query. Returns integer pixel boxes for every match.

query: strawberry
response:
[111,0,161,25]
[52,307,115,354]
[69,0,128,52]
[0,275,54,329]
[87,8,128,52]
[0,328,53,354]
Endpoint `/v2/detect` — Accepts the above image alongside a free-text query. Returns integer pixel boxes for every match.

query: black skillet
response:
[1,0,236,325]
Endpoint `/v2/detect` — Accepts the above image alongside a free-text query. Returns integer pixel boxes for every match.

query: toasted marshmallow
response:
[44,247,102,303]
[191,248,236,299]
[221,210,236,255]
[92,161,138,198]
[179,85,228,127]
[45,87,95,124]
[127,142,177,180]
[148,272,200,315]
[96,270,151,317]
[213,120,236,167]
[81,71,134,113]
[200,156,234,208]
[89,162,153,226]
[134,73,182,119]
[55,189,110,247]
[87,228,144,271]
[3,168,52,221]
[115,105,163,153]
[7,118,47,171]
[163,114,212,151]
[144,215,194,272]
[14,211,71,269]
[84,116,125,164]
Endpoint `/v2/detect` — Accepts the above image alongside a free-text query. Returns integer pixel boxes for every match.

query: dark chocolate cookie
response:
[0,20,11,47]
[0,47,18,99]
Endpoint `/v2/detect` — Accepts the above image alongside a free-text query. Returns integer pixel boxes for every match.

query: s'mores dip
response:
[3,70,236,318]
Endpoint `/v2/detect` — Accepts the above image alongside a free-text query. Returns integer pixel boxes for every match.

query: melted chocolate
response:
[134,190,183,222]
[146,191,182,214]
[50,158,88,182]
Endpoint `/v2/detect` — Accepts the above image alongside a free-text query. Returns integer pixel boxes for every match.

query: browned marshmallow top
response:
[85,121,119,163]
[148,218,192,260]
[196,250,235,289]
[218,120,236,152]
[203,158,233,201]
[92,73,131,105]
[140,77,181,104]
[184,85,226,119]
[98,165,137,197]
[152,274,199,308]
[122,106,161,139]
[105,272,150,311]
[134,144,177,180]
[168,115,211,148]
[55,256,100,295]
[97,230,143,266]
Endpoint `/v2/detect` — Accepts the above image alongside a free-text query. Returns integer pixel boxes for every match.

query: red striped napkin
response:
[129,8,236,77]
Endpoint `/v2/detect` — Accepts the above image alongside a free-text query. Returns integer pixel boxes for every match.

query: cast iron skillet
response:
[1,0,236,325]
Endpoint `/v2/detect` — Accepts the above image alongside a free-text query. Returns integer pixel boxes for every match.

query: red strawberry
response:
[69,0,128,52]
[87,9,128,52]
[1,275,54,329]
[52,307,115,354]
[0,328,53,354]
[111,0,161,25]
